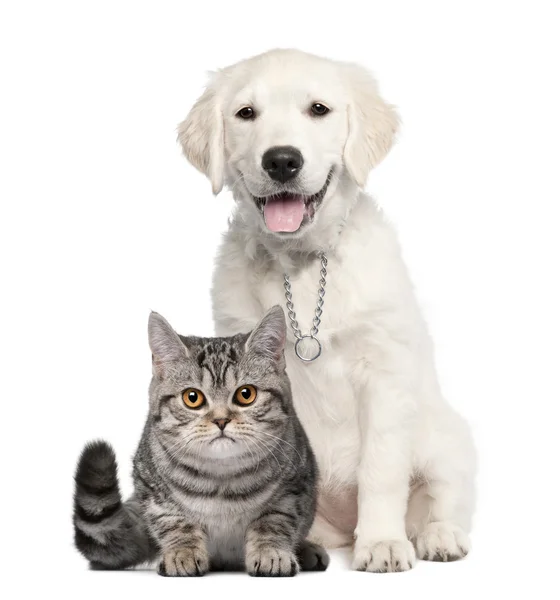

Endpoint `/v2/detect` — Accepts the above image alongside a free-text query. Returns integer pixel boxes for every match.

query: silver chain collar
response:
[283,253,327,362]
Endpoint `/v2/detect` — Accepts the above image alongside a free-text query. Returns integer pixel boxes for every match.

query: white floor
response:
[4,533,541,600]
[2,2,559,599]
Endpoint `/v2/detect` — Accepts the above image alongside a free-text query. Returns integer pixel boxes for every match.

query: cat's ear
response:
[245,305,286,361]
[148,312,188,377]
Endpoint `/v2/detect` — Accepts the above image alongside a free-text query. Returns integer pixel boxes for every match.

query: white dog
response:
[178,49,476,572]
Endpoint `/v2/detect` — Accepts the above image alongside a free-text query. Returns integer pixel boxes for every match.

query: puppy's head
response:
[178,49,398,237]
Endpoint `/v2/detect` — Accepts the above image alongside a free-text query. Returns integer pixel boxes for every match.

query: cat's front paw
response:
[158,547,210,577]
[353,539,415,573]
[246,547,299,577]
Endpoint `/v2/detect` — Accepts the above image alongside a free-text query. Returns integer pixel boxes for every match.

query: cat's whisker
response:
[248,436,282,470]
[236,434,262,472]
[250,431,298,470]
[244,436,265,461]
[239,438,260,473]
[247,438,268,472]
[163,433,203,465]
[254,430,305,465]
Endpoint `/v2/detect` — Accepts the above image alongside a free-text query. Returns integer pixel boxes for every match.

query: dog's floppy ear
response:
[343,65,400,187]
[177,79,224,195]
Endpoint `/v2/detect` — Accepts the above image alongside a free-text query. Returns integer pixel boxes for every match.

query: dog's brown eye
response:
[310,103,330,116]
[183,388,206,409]
[236,106,255,120]
[234,385,257,406]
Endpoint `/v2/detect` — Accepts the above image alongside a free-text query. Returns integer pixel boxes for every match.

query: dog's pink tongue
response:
[263,195,305,232]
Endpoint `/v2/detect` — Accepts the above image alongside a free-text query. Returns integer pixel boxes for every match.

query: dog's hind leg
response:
[407,479,473,562]
[408,415,476,562]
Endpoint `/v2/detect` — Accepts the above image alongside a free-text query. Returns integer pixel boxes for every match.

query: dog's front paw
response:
[353,539,415,573]
[246,546,299,577]
[158,547,209,577]
[415,521,470,562]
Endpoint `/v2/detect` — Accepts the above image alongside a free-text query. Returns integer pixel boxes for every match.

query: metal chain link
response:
[283,253,328,342]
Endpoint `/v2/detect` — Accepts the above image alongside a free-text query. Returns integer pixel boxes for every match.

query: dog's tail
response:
[73,440,155,570]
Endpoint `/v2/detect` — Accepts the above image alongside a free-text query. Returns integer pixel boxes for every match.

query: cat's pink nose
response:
[213,418,231,431]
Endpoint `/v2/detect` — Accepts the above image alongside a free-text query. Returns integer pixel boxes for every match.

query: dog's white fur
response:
[179,49,476,572]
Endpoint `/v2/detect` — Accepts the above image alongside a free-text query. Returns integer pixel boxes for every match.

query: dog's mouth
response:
[252,171,333,233]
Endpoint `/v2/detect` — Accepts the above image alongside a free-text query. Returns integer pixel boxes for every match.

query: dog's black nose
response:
[262,146,304,183]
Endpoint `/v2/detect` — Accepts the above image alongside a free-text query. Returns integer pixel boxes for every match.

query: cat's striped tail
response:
[73,440,155,570]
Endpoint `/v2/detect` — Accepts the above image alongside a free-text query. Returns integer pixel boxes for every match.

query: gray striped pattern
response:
[73,306,328,576]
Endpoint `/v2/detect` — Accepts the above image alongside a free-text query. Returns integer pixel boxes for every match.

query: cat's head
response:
[147,306,291,460]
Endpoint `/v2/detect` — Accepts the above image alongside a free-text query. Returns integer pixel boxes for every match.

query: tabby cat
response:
[73,306,328,576]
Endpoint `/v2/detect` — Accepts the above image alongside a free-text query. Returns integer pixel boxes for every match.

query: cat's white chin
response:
[205,436,245,458]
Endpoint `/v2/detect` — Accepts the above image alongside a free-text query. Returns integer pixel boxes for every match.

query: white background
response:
[1,1,559,598]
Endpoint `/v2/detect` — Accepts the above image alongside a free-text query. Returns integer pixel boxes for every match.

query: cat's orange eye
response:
[234,385,257,406]
[182,388,206,409]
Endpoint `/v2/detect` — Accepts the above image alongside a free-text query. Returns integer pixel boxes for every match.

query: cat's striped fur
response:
[73,306,328,576]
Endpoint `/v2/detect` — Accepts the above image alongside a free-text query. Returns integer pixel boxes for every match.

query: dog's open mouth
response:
[253,171,332,233]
